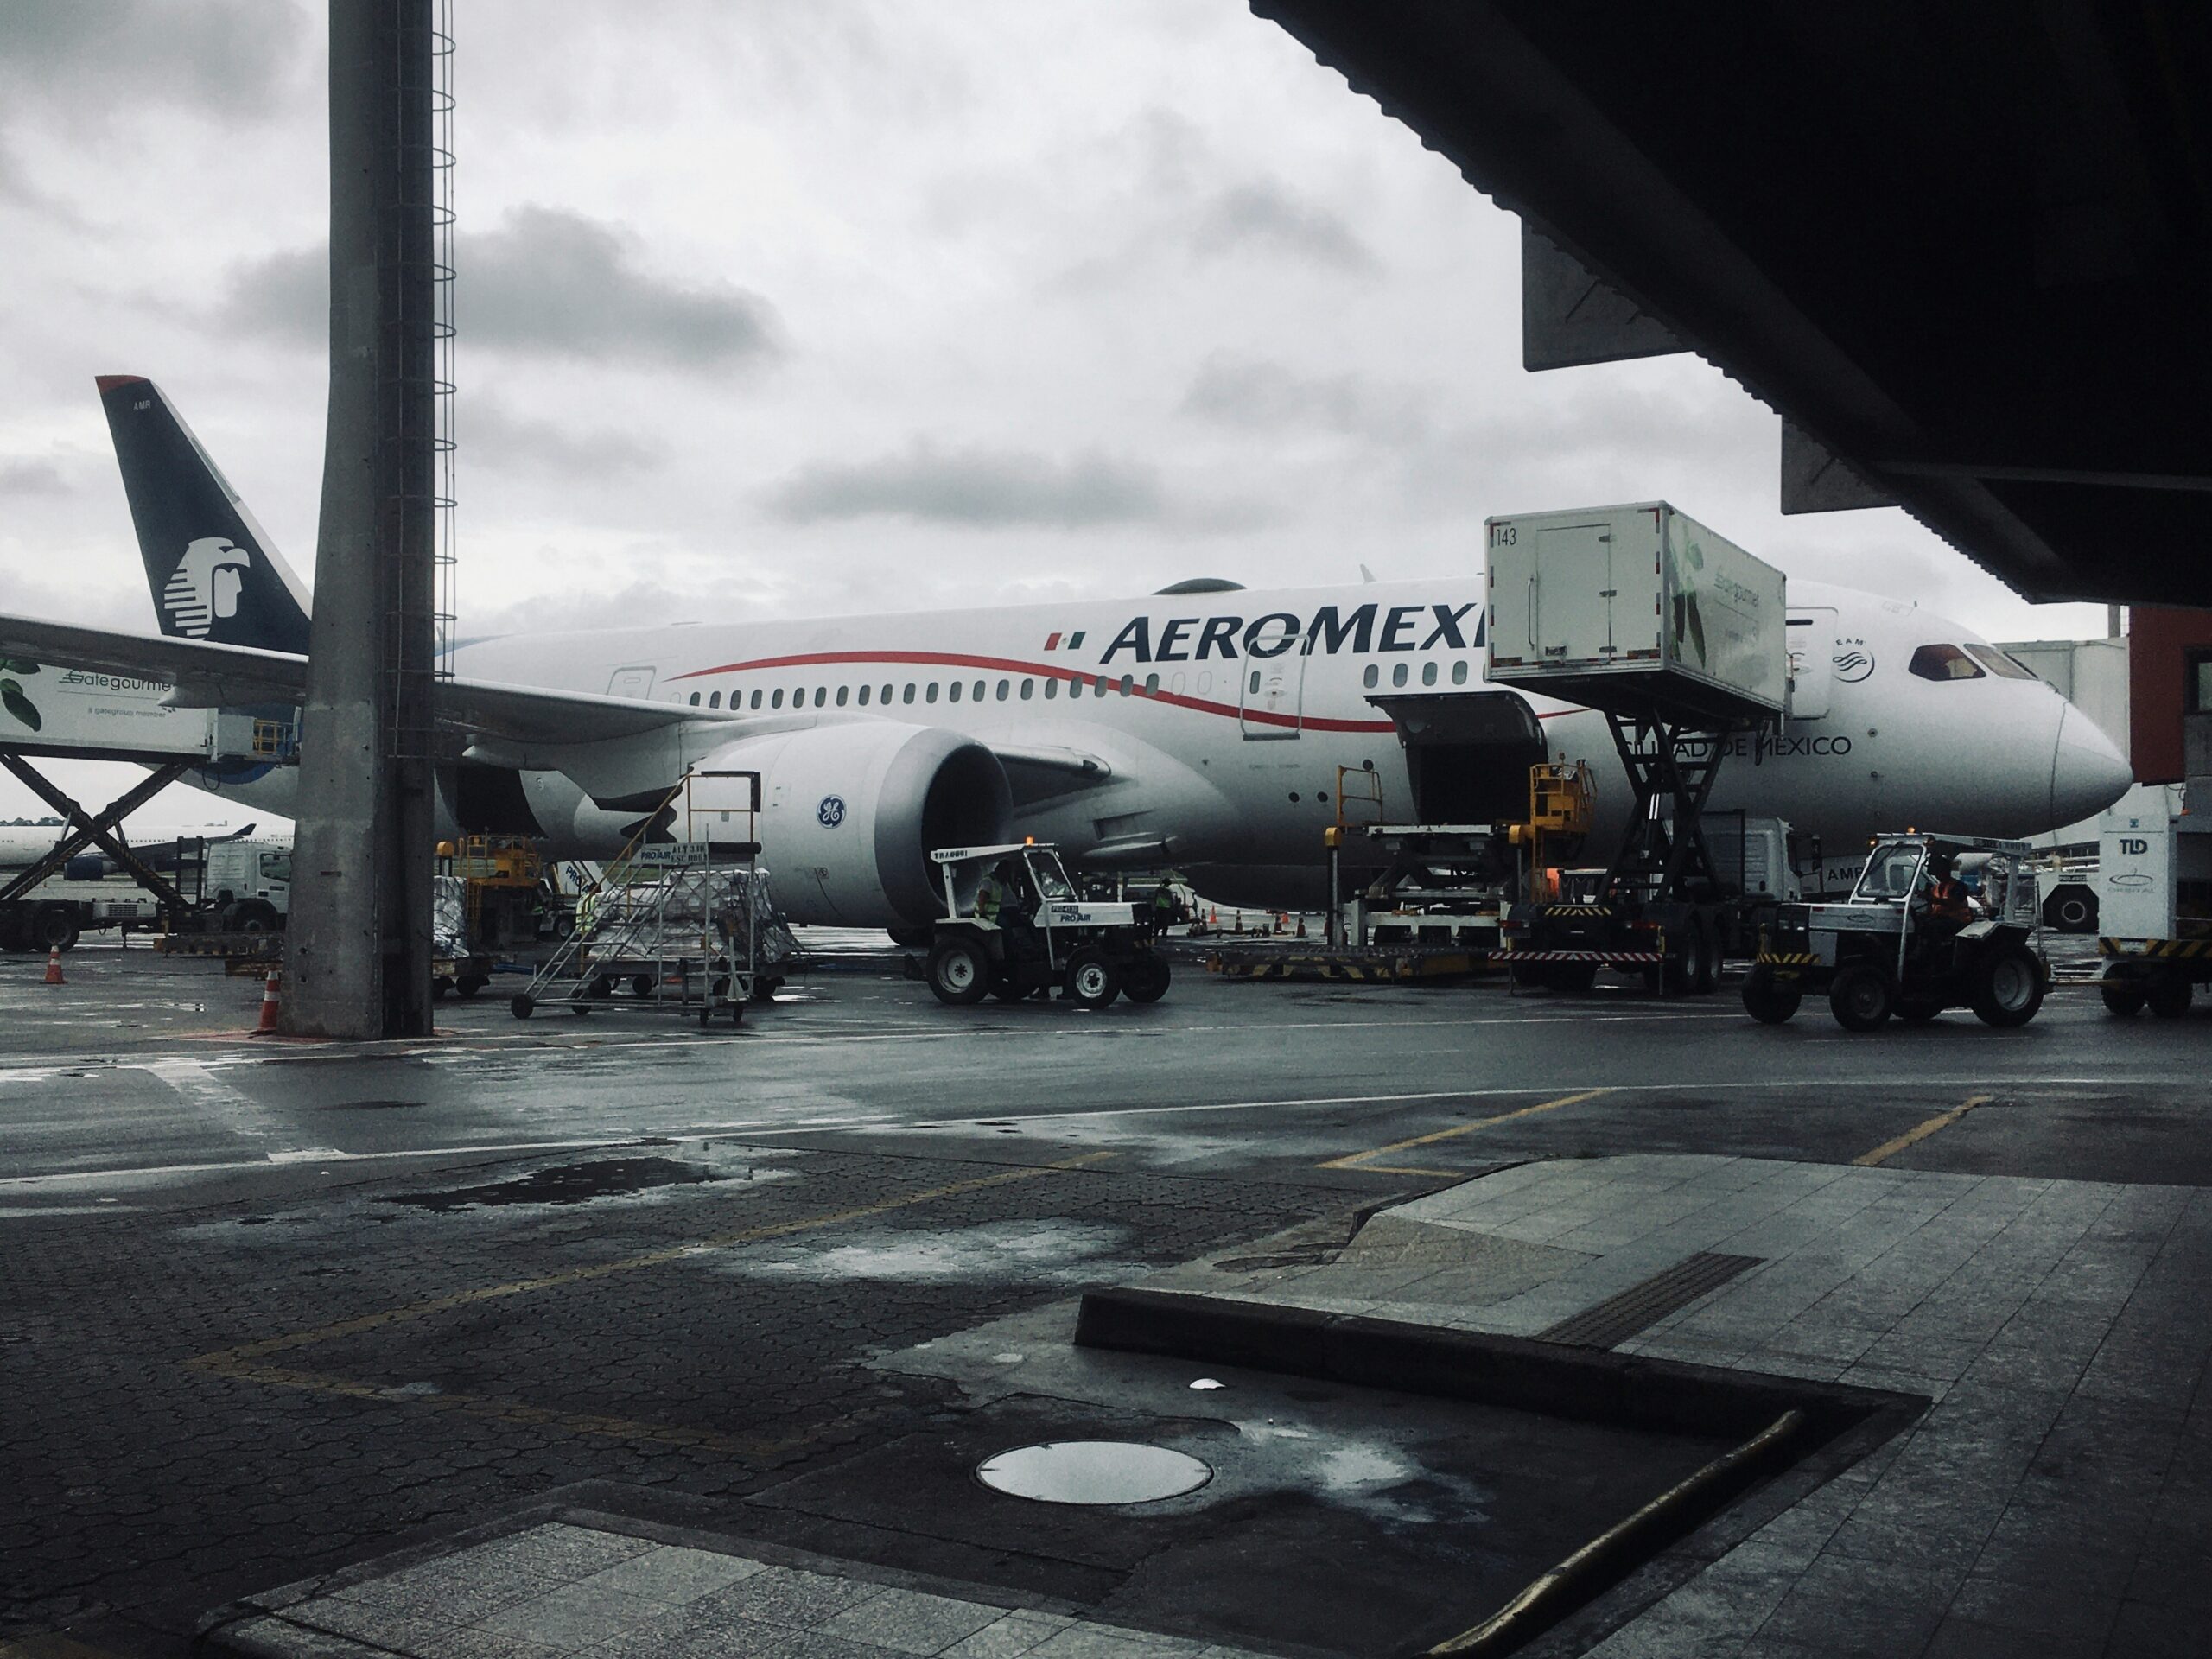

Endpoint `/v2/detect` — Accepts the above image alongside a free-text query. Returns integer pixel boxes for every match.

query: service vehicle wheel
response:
[1693,922,1720,995]
[432,976,452,1001]
[1896,1001,1944,1025]
[928,938,990,1005]
[588,974,616,1000]
[1663,932,1706,997]
[1122,954,1172,1004]
[1554,962,1599,995]
[2101,982,2147,1016]
[2147,977,2194,1020]
[231,899,279,934]
[31,906,78,953]
[1065,949,1120,1009]
[629,973,656,998]
[510,994,535,1019]
[455,976,486,999]
[1968,946,2045,1027]
[1829,963,1895,1032]
[1741,968,1802,1024]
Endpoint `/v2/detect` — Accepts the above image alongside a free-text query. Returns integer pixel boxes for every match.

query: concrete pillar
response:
[282,0,438,1038]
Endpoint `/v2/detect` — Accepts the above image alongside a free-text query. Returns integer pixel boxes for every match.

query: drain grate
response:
[1539,1252,1763,1349]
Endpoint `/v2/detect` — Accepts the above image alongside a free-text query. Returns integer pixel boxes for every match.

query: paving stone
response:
[818,1586,1020,1656]
[696,1564,887,1630]
[568,1544,766,1605]
[938,1611,1076,1657]
[475,1583,674,1649]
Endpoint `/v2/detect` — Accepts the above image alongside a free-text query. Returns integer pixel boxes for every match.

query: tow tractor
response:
[1744,833,2047,1030]
[1483,503,1792,995]
[925,842,1170,1008]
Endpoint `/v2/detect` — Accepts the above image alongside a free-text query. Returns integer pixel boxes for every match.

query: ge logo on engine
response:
[817,795,848,829]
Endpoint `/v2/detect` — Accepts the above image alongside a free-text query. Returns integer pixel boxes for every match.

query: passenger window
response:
[709,690,721,709]
[1964,644,2037,680]
[794,686,805,705]
[881,684,892,703]
[772,689,784,709]
[689,691,701,707]
[903,683,916,704]
[926,683,938,703]
[1068,677,1081,699]
[1363,664,1378,689]
[949,680,963,702]
[1045,677,1059,699]
[1120,674,1134,696]
[1910,644,1985,682]
[998,679,1010,701]
[1020,679,1033,700]
[858,684,870,706]
[1421,662,1438,687]
[1392,663,1409,688]
[1096,676,1109,695]
[973,679,985,701]
[835,686,848,706]
[1249,671,1261,694]
[1452,661,1469,685]
[750,690,762,709]
[1144,673,1160,695]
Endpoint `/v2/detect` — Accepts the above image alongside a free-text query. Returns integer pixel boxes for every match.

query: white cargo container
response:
[1484,502,1788,726]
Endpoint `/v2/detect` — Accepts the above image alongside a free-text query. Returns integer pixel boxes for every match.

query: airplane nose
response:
[2050,703,2133,827]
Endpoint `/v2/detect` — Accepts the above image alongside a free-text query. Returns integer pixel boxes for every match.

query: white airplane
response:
[0,378,2133,933]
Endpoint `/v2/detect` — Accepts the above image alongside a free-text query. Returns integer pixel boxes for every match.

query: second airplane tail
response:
[97,375,313,655]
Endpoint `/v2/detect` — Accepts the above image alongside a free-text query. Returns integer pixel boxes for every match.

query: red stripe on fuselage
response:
[667,647,1403,733]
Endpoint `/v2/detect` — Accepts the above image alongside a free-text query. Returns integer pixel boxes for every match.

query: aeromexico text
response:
[1090,603,1483,664]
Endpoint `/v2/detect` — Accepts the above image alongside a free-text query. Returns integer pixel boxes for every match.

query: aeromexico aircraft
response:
[0,377,2133,931]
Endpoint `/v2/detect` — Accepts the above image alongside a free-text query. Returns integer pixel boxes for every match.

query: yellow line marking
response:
[183,1153,1116,1457]
[1853,1096,1991,1167]
[190,1151,1114,1370]
[1319,1090,1612,1173]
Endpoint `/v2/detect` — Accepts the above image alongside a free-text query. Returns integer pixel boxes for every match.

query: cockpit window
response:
[1854,841,1928,901]
[1910,643,1985,681]
[1963,644,2038,680]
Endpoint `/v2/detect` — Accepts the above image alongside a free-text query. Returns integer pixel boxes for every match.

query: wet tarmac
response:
[5,942,2209,1656]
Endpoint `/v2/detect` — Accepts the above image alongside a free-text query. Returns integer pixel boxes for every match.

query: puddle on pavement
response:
[976,1441,1213,1505]
[316,1098,426,1111]
[379,1156,722,1211]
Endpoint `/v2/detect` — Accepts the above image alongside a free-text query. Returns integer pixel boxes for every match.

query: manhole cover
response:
[975,1440,1211,1505]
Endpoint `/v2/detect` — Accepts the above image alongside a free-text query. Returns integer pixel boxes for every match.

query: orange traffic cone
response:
[42,946,65,986]
[254,969,282,1034]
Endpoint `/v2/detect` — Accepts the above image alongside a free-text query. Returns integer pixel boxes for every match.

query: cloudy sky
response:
[0,0,2110,824]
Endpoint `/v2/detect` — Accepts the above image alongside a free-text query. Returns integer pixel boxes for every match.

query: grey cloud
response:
[0,1,306,115]
[463,400,657,482]
[0,460,67,498]
[764,442,1168,530]
[1192,181,1377,274]
[469,207,781,367]
[219,207,783,370]
[1180,353,1431,441]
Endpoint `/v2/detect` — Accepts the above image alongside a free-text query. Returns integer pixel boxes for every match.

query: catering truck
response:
[0,833,291,951]
[1487,503,1790,993]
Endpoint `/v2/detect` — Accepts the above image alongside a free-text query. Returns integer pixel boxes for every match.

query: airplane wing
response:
[0,613,732,746]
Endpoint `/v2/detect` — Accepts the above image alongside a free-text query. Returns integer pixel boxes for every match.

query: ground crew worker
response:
[973,871,1001,923]
[1923,852,1974,928]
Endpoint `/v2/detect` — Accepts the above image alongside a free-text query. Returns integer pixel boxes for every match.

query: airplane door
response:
[1787,608,1836,721]
[606,664,656,699]
[1239,623,1304,739]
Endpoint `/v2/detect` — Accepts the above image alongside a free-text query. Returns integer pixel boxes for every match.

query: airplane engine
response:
[690,724,1012,927]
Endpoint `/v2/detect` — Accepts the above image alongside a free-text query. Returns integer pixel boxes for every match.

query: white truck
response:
[0,835,291,952]
[2094,786,2212,1017]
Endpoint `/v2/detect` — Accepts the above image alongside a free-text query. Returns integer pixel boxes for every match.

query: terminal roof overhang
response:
[1254,2,2212,606]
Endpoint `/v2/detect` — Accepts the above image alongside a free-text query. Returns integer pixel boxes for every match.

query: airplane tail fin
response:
[97,375,313,655]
